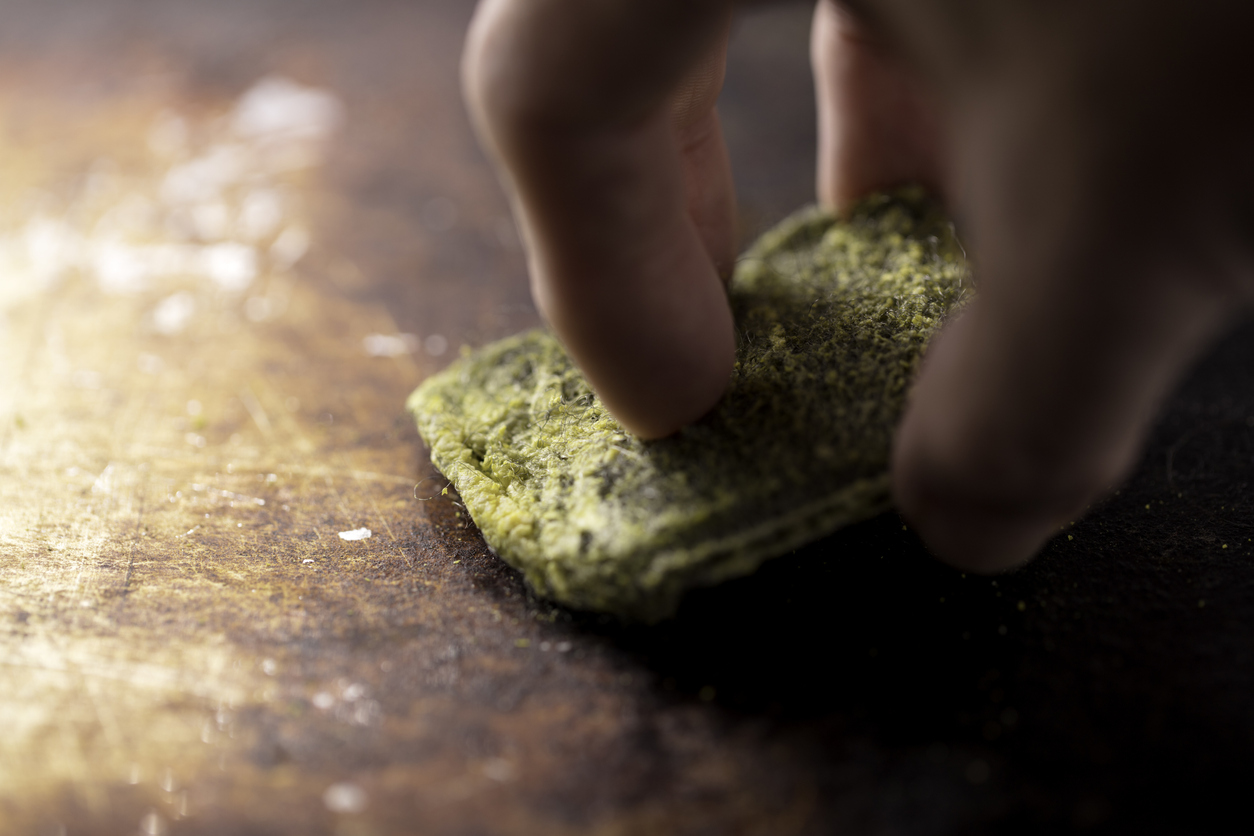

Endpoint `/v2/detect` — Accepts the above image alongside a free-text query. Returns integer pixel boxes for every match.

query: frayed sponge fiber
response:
[409,188,969,622]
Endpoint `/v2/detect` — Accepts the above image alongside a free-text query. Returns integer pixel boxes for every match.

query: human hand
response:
[462,0,740,440]
[462,0,1254,572]
[868,0,1253,571]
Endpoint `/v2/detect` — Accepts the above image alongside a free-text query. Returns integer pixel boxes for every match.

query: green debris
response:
[409,188,970,622]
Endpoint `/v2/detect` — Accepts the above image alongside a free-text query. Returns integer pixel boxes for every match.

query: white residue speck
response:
[238,188,284,241]
[423,333,448,356]
[152,292,196,335]
[338,528,371,541]
[91,463,116,495]
[199,242,258,292]
[270,224,310,269]
[2,76,343,312]
[233,77,344,146]
[139,809,168,836]
[482,758,517,783]
[363,333,418,357]
[323,782,367,814]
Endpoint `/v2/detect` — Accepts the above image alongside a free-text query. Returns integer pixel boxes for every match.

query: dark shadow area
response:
[560,317,1254,834]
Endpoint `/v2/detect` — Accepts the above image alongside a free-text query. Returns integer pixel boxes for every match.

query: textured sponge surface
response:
[409,189,970,621]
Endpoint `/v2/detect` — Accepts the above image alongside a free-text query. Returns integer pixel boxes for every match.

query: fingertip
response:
[892,454,1057,574]
[601,312,737,441]
[892,410,1051,574]
[889,307,1113,574]
[811,0,942,213]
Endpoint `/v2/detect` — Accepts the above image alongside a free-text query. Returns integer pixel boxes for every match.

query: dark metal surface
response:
[1,2,1251,834]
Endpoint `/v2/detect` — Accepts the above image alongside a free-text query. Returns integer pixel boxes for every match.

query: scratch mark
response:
[121,490,145,599]
[240,386,274,438]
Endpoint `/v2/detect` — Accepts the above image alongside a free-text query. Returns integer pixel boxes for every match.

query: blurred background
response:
[1,1,1252,834]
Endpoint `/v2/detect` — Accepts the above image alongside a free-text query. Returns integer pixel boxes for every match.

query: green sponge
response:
[409,188,969,622]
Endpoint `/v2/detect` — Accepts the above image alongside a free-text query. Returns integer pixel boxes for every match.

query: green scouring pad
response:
[408,188,970,622]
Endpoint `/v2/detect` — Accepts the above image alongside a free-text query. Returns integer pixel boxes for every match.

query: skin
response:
[461,0,1254,573]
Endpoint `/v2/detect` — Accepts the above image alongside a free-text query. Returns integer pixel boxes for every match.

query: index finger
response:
[463,0,738,439]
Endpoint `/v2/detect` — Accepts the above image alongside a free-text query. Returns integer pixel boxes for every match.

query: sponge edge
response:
[408,188,970,622]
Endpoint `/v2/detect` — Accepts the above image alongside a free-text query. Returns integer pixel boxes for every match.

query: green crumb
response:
[409,188,970,622]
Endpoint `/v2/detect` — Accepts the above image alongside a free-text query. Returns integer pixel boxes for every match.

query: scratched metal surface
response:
[1,2,1252,835]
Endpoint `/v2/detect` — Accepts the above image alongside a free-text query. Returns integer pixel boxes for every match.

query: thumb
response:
[894,265,1233,574]
[892,100,1236,573]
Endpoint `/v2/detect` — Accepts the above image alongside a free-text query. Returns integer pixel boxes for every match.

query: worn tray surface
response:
[0,2,1252,835]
